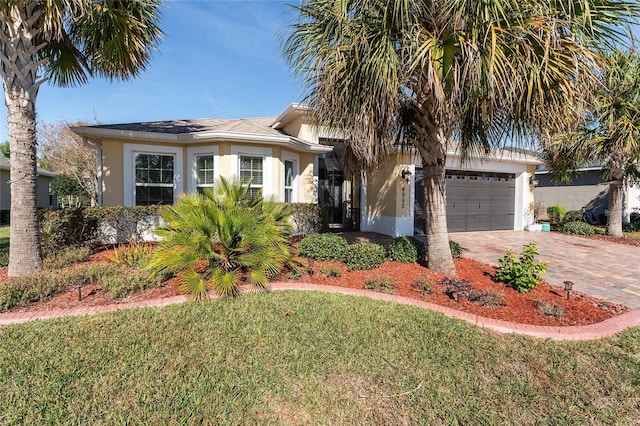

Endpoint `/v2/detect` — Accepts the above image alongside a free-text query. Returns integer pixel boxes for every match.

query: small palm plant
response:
[147,177,292,299]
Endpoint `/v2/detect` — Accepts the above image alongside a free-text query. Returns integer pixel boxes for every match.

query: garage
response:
[414,169,516,233]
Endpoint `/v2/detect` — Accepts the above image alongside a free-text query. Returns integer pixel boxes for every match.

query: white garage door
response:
[414,169,516,233]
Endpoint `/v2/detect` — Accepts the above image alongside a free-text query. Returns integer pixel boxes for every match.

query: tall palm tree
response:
[283,0,638,274]
[545,49,640,237]
[0,1,162,277]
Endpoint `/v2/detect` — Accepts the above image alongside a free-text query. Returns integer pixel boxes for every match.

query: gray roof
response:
[0,156,56,177]
[83,116,283,137]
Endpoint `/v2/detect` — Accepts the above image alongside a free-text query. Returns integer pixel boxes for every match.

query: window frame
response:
[187,146,220,194]
[230,146,273,198]
[281,150,300,203]
[123,144,183,206]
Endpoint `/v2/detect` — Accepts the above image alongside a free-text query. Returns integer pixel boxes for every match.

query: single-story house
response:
[72,104,541,237]
[0,156,57,211]
[534,165,640,222]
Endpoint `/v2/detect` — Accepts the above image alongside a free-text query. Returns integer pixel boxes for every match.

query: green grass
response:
[0,226,8,267]
[1,291,640,424]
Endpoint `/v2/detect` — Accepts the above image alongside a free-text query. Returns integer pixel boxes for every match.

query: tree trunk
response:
[607,181,624,237]
[421,158,456,275]
[0,4,44,276]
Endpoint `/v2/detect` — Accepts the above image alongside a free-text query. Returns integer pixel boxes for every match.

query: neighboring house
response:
[535,165,640,221]
[72,104,541,237]
[0,156,57,211]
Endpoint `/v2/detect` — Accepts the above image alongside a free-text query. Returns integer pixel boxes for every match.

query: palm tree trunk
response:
[421,158,456,275]
[606,181,624,237]
[0,4,44,276]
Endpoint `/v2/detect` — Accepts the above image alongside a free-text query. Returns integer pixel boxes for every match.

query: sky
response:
[0,0,302,141]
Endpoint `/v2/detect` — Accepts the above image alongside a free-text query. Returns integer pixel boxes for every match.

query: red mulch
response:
[0,252,627,326]
[580,233,640,247]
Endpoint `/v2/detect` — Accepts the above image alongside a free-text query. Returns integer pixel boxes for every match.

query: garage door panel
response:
[415,169,516,233]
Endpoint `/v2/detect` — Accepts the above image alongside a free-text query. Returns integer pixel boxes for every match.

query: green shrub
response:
[285,265,305,280]
[319,267,341,277]
[495,243,547,293]
[105,242,156,268]
[298,233,348,261]
[440,277,473,300]
[561,221,595,236]
[449,240,463,259]
[0,251,7,267]
[467,290,505,307]
[343,242,386,271]
[565,210,583,222]
[546,205,566,223]
[0,210,8,225]
[101,270,164,299]
[411,274,434,295]
[70,263,122,284]
[363,277,396,293]
[387,236,426,263]
[0,272,67,312]
[43,246,91,269]
[286,203,333,235]
[623,223,640,233]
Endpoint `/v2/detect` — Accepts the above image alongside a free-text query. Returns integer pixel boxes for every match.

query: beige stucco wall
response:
[100,138,318,206]
[0,170,54,210]
[366,154,413,218]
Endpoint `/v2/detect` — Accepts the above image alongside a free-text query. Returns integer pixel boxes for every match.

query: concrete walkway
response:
[450,231,640,310]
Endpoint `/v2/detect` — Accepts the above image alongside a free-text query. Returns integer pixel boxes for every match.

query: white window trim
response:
[124,143,183,206]
[230,145,273,198]
[187,146,220,193]
[281,150,300,203]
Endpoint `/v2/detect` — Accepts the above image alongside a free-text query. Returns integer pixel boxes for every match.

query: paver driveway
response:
[451,231,640,309]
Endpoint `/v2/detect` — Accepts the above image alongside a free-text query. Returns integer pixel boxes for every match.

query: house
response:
[0,156,57,212]
[72,104,542,237]
[534,165,640,222]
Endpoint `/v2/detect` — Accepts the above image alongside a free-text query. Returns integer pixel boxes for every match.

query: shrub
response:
[495,243,547,293]
[105,242,156,268]
[536,301,564,318]
[411,274,434,295]
[286,203,333,235]
[43,246,91,269]
[565,210,583,222]
[623,222,640,233]
[101,270,164,299]
[147,177,292,299]
[561,221,595,236]
[387,236,426,263]
[0,251,8,267]
[298,233,348,261]
[467,290,505,308]
[449,240,463,259]
[343,242,386,271]
[363,277,396,293]
[0,210,8,225]
[546,205,566,223]
[0,272,67,312]
[319,267,341,277]
[285,265,305,280]
[440,277,473,301]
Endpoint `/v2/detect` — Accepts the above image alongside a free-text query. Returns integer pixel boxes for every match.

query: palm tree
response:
[283,0,638,275]
[545,49,640,237]
[0,1,162,277]
[147,177,292,300]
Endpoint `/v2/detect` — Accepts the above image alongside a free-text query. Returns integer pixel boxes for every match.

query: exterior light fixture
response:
[401,167,412,183]
[74,274,86,301]
[529,176,539,187]
[308,258,315,275]
[563,280,574,300]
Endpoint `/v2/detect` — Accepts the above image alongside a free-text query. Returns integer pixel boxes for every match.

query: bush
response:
[298,233,348,261]
[565,210,583,222]
[286,203,333,235]
[105,242,156,268]
[440,277,473,301]
[319,267,341,277]
[43,246,91,269]
[363,277,396,293]
[467,290,505,307]
[411,274,434,295]
[495,243,547,293]
[0,251,7,267]
[101,270,164,299]
[387,236,426,263]
[0,271,67,312]
[561,221,595,236]
[0,210,8,225]
[343,242,386,271]
[449,240,463,259]
[546,205,566,223]
[623,223,640,233]
[536,301,564,318]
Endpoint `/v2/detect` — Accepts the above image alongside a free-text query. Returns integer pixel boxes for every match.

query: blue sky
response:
[0,1,301,141]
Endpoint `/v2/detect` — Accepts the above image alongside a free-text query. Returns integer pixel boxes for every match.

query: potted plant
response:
[525,201,544,232]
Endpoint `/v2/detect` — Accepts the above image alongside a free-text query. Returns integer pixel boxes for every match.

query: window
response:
[239,155,263,198]
[196,154,215,194]
[134,153,174,205]
[284,160,294,202]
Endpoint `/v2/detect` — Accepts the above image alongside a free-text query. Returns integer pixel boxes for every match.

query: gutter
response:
[81,136,103,207]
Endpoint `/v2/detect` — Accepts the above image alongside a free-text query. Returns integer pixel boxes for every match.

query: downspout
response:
[81,136,102,207]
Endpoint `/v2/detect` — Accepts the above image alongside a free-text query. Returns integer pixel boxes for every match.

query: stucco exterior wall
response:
[101,138,125,206]
[0,169,9,210]
[535,170,609,216]
[0,170,54,210]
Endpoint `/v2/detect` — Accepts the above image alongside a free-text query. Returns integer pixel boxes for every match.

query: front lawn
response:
[0,226,8,266]
[1,291,639,424]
